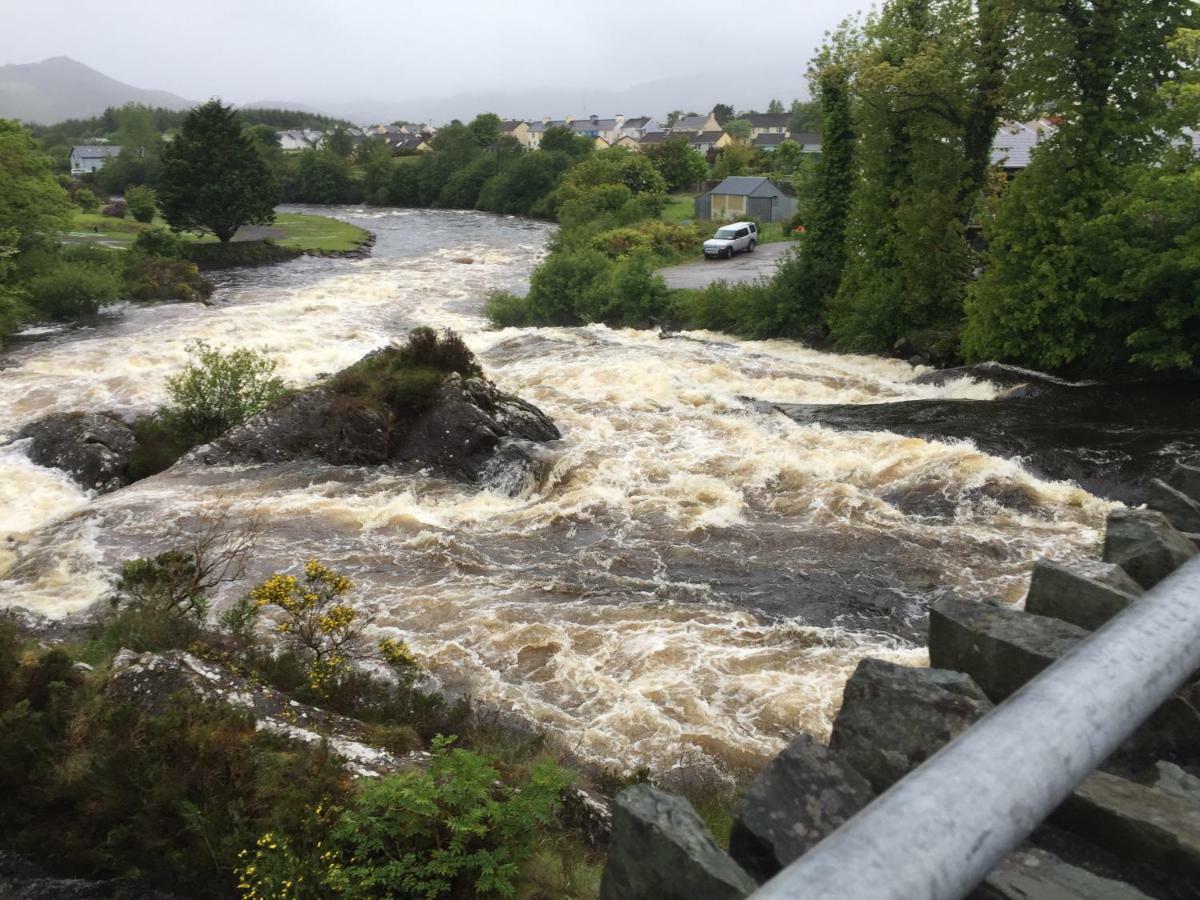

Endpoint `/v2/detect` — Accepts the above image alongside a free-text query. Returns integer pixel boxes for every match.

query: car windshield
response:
[714,228,738,240]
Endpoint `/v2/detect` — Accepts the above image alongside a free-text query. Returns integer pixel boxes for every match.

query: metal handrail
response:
[750,555,1200,900]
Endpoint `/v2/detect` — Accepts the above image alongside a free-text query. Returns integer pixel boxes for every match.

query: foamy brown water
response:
[0,207,1109,771]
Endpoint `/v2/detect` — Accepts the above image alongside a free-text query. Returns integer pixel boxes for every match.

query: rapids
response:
[0,206,1109,772]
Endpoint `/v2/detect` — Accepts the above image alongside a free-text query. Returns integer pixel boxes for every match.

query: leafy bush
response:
[74,188,99,213]
[123,255,213,303]
[164,340,286,442]
[125,184,157,223]
[102,199,127,218]
[238,737,573,900]
[133,226,189,258]
[24,260,121,319]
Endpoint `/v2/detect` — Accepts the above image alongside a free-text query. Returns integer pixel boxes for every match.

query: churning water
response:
[0,207,1108,771]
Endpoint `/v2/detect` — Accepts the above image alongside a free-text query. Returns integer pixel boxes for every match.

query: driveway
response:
[659,241,794,290]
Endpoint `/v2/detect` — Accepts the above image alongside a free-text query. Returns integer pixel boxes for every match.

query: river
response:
[0,206,1108,772]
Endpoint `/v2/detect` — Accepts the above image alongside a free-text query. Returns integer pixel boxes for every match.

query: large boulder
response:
[599,785,756,900]
[972,847,1152,900]
[1167,462,1200,502]
[728,732,874,883]
[1023,558,1143,631]
[1103,507,1197,589]
[1148,478,1200,534]
[928,598,1088,703]
[1056,771,1200,878]
[14,412,137,493]
[829,657,994,792]
[193,370,560,491]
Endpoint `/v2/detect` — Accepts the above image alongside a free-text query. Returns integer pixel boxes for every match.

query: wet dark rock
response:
[829,657,994,792]
[1023,558,1143,631]
[14,412,137,493]
[755,379,1200,503]
[600,784,756,900]
[728,732,874,882]
[1148,478,1200,534]
[1167,463,1200,503]
[192,369,559,487]
[0,852,181,899]
[972,847,1153,900]
[928,597,1087,703]
[107,648,427,776]
[1056,771,1200,878]
[1103,508,1197,589]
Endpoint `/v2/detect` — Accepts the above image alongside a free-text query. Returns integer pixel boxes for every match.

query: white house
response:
[69,144,121,175]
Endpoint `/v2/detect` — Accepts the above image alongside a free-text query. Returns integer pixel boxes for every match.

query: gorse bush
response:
[164,340,286,442]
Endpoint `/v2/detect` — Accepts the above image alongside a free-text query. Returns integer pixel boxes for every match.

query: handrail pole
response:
[750,555,1200,900]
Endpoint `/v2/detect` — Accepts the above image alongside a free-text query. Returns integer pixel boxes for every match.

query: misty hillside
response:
[0,56,193,123]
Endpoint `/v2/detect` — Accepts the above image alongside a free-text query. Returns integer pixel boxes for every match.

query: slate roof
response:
[71,144,122,158]
[708,175,787,197]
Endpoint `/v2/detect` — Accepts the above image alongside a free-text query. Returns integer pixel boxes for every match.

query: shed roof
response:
[708,175,786,198]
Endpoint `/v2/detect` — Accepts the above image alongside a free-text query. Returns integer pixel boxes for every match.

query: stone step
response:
[1023,559,1143,631]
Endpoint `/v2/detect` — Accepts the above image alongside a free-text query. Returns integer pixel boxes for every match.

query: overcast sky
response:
[1,0,865,118]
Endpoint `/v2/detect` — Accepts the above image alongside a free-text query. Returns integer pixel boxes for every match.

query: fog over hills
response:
[0,57,808,127]
[0,57,193,123]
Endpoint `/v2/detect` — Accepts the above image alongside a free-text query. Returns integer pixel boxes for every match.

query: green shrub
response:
[24,261,121,319]
[484,290,531,328]
[133,226,188,259]
[163,340,286,442]
[123,255,213,303]
[124,185,157,223]
[240,737,572,900]
[74,188,99,213]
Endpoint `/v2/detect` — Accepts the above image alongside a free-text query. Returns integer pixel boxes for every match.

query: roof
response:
[744,113,791,128]
[674,114,710,132]
[708,176,787,198]
[990,119,1055,169]
[71,144,122,158]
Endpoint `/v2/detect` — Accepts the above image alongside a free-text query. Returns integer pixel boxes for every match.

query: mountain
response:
[0,57,193,124]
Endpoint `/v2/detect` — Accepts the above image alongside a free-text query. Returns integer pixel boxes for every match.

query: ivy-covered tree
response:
[158,100,279,242]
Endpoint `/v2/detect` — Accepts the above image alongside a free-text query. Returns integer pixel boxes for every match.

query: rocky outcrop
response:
[1023,558,1143,631]
[972,847,1153,900]
[829,657,994,792]
[1148,478,1200,534]
[14,412,137,493]
[192,371,560,491]
[1057,771,1200,877]
[928,597,1088,703]
[728,732,874,882]
[107,648,425,777]
[1103,507,1197,589]
[599,785,756,900]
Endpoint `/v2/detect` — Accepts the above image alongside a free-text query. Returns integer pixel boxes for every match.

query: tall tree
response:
[158,100,279,242]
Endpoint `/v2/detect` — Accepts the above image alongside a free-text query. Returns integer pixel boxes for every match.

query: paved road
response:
[659,241,794,290]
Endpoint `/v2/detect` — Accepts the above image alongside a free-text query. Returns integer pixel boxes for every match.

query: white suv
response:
[703,221,758,259]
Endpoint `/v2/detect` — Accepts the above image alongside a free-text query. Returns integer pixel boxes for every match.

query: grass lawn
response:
[66,210,368,253]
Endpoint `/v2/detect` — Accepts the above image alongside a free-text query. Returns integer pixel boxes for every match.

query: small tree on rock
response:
[158,100,279,242]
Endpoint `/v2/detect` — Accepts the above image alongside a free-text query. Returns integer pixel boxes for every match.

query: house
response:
[743,113,791,139]
[990,119,1055,172]
[69,144,121,174]
[499,119,530,148]
[620,116,665,141]
[690,130,734,154]
[694,175,797,222]
[673,112,719,133]
[276,130,324,152]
